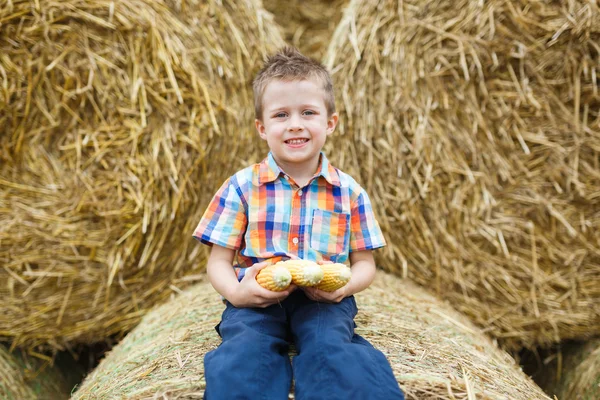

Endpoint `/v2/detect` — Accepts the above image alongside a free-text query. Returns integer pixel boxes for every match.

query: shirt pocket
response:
[310,209,350,256]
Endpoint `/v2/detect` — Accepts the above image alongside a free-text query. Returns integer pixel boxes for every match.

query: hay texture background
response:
[72,273,550,399]
[536,338,600,400]
[324,0,600,350]
[262,0,347,60]
[0,345,75,400]
[0,0,284,350]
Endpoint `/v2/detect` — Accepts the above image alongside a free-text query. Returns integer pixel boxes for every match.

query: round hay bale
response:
[72,273,550,399]
[0,0,284,350]
[323,0,600,350]
[0,345,75,399]
[263,0,347,59]
[535,339,600,400]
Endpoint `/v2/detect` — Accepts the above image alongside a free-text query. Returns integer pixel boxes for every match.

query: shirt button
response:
[297,190,303,196]
[292,237,299,244]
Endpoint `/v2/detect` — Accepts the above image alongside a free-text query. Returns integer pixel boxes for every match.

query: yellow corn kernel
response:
[256,265,292,291]
[315,263,351,292]
[276,259,323,286]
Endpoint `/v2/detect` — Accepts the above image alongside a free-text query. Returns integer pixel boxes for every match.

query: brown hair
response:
[253,47,336,120]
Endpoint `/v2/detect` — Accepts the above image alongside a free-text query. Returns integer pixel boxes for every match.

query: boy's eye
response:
[303,110,315,116]
[274,112,287,118]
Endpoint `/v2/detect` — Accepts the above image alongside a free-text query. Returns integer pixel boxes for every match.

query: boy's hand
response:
[302,286,347,303]
[228,262,296,308]
[302,260,348,303]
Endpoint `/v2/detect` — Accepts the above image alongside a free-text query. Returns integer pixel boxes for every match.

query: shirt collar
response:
[256,152,341,187]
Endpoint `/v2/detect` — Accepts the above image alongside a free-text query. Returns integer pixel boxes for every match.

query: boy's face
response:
[255,78,338,175]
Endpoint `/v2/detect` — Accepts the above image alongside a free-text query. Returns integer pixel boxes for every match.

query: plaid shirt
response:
[193,152,385,279]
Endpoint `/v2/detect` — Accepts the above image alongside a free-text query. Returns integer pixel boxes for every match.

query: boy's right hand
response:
[227,262,296,308]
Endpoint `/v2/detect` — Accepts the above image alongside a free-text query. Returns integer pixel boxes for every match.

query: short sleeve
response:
[192,178,247,249]
[349,190,386,251]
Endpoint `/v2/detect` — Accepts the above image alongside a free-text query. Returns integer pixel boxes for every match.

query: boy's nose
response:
[287,114,303,131]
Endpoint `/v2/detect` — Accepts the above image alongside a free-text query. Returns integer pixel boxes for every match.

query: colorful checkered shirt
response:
[193,152,386,279]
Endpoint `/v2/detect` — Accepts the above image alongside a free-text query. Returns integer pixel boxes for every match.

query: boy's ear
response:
[255,119,267,140]
[326,112,339,135]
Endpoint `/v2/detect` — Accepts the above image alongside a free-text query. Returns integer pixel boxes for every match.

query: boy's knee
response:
[297,325,353,352]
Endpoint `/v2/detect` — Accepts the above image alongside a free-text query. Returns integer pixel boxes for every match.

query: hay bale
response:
[535,339,600,400]
[0,345,76,399]
[0,0,284,350]
[323,0,600,350]
[263,0,347,59]
[551,339,600,400]
[71,273,550,399]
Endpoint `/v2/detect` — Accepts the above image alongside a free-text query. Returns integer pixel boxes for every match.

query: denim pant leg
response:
[289,292,404,400]
[204,302,292,400]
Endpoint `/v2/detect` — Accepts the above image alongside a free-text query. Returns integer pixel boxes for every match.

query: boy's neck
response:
[287,173,312,188]
[273,156,321,188]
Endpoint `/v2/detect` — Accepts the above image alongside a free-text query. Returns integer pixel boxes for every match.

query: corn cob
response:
[315,263,352,292]
[275,259,323,286]
[256,265,292,291]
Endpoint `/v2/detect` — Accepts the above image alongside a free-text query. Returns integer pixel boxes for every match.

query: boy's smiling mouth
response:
[285,138,309,146]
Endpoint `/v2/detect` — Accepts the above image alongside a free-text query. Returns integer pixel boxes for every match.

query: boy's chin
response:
[276,152,319,164]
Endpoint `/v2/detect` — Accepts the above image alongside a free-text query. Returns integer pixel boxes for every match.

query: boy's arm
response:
[207,244,295,308]
[303,250,376,303]
[345,249,377,294]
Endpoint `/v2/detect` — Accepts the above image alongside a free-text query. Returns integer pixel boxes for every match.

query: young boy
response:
[193,47,404,400]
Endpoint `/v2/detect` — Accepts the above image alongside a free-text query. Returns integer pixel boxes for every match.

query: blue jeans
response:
[204,290,404,400]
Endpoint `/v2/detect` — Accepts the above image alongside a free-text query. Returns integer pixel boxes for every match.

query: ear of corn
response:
[316,263,352,292]
[256,265,292,291]
[276,259,324,286]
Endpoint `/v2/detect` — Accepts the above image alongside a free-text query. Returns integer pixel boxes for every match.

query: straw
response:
[323,0,600,350]
[534,338,600,400]
[0,345,76,400]
[72,272,551,399]
[262,0,347,60]
[0,0,284,351]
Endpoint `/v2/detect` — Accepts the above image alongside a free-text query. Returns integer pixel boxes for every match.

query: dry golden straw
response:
[0,0,284,350]
[72,273,550,399]
[0,345,75,400]
[536,338,600,400]
[324,0,600,350]
[263,0,347,60]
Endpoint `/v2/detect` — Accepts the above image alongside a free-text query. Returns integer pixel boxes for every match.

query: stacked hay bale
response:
[0,0,284,350]
[324,0,600,350]
[0,346,76,399]
[263,0,347,59]
[535,339,600,400]
[552,339,600,400]
[71,273,551,399]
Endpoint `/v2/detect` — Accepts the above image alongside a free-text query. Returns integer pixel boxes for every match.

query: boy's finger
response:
[264,288,291,299]
[244,262,269,278]
[259,285,294,300]
[253,261,269,269]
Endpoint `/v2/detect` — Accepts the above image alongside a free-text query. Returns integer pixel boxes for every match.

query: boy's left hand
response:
[302,260,349,303]
[302,285,347,303]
